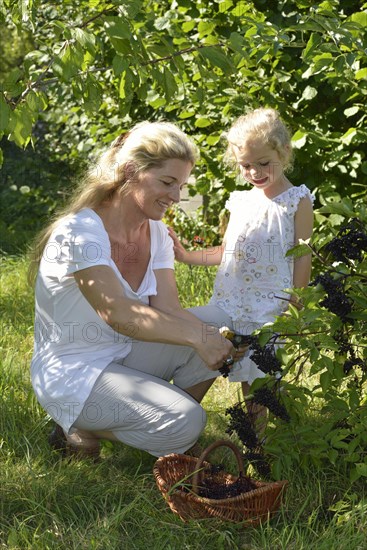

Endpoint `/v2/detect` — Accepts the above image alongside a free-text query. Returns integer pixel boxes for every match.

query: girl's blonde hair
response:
[28,121,198,283]
[224,108,293,170]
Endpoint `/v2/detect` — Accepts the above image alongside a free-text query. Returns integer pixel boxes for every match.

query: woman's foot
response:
[48,424,101,460]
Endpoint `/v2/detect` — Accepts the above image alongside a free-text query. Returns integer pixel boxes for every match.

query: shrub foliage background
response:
[0,0,366,481]
[0,0,366,249]
[243,201,367,482]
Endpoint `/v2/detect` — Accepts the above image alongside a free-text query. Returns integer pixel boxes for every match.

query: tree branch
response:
[79,7,115,29]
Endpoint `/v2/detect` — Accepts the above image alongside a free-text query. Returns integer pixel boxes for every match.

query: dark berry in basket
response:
[197,472,257,499]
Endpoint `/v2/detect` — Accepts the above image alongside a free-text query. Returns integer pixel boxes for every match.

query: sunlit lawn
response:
[0,256,366,549]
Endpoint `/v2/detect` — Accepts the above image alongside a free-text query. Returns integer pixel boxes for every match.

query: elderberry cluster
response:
[219,364,231,378]
[225,403,272,478]
[197,473,257,499]
[225,403,259,449]
[325,219,367,263]
[333,328,353,355]
[248,339,282,375]
[333,329,366,375]
[343,357,366,375]
[311,273,353,322]
[252,387,290,422]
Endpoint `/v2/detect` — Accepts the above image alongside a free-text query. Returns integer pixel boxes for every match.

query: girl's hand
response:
[168,227,189,263]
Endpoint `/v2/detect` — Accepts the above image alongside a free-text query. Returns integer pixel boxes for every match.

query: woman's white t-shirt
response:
[31,208,174,432]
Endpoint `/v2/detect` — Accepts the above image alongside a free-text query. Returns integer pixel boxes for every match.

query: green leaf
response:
[355,68,367,81]
[257,329,273,347]
[7,528,19,547]
[302,33,323,60]
[288,303,300,319]
[317,200,355,218]
[105,17,131,39]
[219,0,234,13]
[320,370,332,392]
[199,46,234,74]
[195,117,212,128]
[147,92,165,109]
[182,21,196,32]
[276,347,289,366]
[25,90,41,111]
[72,28,96,56]
[198,21,216,37]
[341,127,357,145]
[286,242,312,258]
[355,462,367,477]
[54,43,84,82]
[83,75,102,113]
[119,66,134,100]
[0,94,11,132]
[120,0,144,18]
[318,202,355,219]
[179,111,195,119]
[349,11,367,27]
[344,106,359,117]
[1,67,23,94]
[162,67,178,101]
[232,2,253,17]
[301,86,318,101]
[105,16,132,54]
[229,32,244,53]
[112,55,127,76]
[291,130,307,149]
[350,467,362,483]
[206,134,221,145]
[306,53,334,76]
[328,448,338,465]
[7,104,33,147]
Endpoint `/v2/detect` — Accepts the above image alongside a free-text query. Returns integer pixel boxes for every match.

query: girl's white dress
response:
[209,184,314,383]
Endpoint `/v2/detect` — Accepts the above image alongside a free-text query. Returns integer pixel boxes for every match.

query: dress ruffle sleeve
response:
[277,184,315,215]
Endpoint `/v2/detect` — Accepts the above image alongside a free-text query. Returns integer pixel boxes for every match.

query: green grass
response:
[1,256,366,549]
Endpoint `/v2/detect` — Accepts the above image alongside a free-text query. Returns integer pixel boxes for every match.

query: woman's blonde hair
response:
[28,120,198,283]
[224,108,293,170]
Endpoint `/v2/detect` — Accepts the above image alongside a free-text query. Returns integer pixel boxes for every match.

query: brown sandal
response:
[48,424,101,461]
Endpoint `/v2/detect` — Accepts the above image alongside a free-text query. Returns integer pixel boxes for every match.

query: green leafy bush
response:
[229,201,367,482]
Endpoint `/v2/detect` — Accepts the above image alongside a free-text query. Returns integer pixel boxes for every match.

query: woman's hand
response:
[219,328,250,363]
[233,344,249,362]
[193,328,236,372]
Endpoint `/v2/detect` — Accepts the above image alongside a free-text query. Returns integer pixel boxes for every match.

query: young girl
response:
[169,108,314,418]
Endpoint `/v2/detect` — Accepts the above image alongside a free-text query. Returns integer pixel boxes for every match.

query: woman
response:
[29,121,236,459]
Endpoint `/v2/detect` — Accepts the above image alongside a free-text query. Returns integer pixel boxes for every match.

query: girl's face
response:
[129,158,192,220]
[233,140,289,197]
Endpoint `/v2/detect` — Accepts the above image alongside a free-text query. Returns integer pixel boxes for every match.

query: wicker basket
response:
[153,439,288,525]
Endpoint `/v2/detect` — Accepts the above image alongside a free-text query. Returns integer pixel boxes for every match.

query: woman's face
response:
[128,158,193,220]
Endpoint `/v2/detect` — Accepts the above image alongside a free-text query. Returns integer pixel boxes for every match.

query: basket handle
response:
[191,439,245,495]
